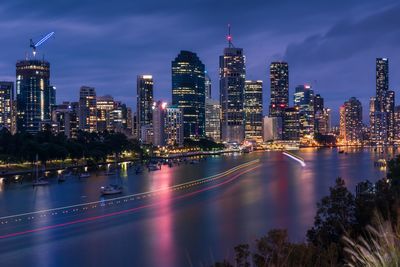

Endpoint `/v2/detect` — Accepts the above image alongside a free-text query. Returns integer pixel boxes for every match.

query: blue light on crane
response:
[30,32,55,56]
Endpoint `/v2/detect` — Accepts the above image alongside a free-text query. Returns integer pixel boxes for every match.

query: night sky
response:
[0,0,399,124]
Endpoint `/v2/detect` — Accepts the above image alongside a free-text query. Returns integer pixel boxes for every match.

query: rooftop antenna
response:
[227,24,234,48]
[30,32,55,57]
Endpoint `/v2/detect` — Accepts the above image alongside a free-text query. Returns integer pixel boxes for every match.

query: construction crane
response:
[30,32,55,56]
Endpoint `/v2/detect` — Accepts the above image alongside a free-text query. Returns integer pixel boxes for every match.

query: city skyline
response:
[0,1,399,124]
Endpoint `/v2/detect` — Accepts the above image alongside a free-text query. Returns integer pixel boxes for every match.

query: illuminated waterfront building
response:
[79,86,97,132]
[172,51,205,140]
[0,81,14,133]
[315,108,331,135]
[205,72,212,99]
[165,105,184,146]
[263,116,282,141]
[220,32,246,143]
[51,101,79,138]
[244,80,263,142]
[137,75,153,136]
[394,106,400,141]
[293,84,314,138]
[205,98,221,142]
[96,95,115,132]
[371,58,394,144]
[152,101,184,146]
[282,107,300,141]
[342,97,363,143]
[269,62,289,117]
[16,59,55,133]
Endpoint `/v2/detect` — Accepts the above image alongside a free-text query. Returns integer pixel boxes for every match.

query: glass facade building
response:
[269,62,289,117]
[220,47,246,143]
[137,75,154,136]
[16,59,54,133]
[79,86,97,132]
[0,81,14,133]
[294,84,315,138]
[172,50,205,140]
[244,80,263,142]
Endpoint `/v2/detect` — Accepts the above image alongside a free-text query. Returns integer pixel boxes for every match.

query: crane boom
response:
[34,32,54,48]
[30,32,55,56]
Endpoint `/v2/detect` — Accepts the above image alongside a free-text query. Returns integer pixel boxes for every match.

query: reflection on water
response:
[148,167,176,267]
[0,148,388,267]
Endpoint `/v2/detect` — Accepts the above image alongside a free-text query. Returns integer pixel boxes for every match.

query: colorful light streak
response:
[0,164,261,240]
[282,151,306,167]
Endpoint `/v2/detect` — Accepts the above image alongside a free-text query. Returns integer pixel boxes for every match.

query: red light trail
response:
[0,164,261,240]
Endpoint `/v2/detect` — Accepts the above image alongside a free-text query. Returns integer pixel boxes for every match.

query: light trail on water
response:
[0,162,261,239]
[283,151,306,167]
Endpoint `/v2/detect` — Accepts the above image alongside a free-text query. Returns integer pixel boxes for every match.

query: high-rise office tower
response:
[137,75,154,136]
[315,108,331,135]
[0,82,14,133]
[294,84,314,138]
[282,107,300,141]
[220,29,246,143]
[152,101,184,147]
[165,105,184,146]
[394,106,400,141]
[343,97,363,143]
[172,50,206,140]
[205,98,221,142]
[79,86,97,132]
[152,101,167,147]
[16,59,54,133]
[205,72,212,99]
[96,95,115,132]
[244,80,263,142]
[52,101,79,138]
[269,62,289,117]
[314,94,324,113]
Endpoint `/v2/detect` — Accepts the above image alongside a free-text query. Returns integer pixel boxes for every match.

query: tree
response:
[307,178,356,251]
[253,229,290,267]
[234,244,250,267]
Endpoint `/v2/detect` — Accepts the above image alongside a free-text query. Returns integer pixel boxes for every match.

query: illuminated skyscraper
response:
[137,75,154,134]
[51,101,79,138]
[343,97,363,143]
[394,106,400,141]
[16,59,54,133]
[269,62,289,117]
[79,86,97,132]
[294,84,314,138]
[244,80,263,142]
[205,98,221,142]
[0,82,14,133]
[96,95,115,132]
[152,101,184,146]
[371,58,394,144]
[172,50,206,140]
[314,94,324,113]
[205,72,212,99]
[220,29,246,143]
[282,107,299,141]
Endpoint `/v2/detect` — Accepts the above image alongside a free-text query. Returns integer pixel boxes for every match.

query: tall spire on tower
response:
[227,24,233,48]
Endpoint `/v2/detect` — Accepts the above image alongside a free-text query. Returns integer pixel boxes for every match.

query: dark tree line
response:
[0,128,142,166]
[211,155,400,267]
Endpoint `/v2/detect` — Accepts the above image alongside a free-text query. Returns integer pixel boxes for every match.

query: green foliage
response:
[307,177,356,248]
[0,128,142,164]
[184,138,225,151]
